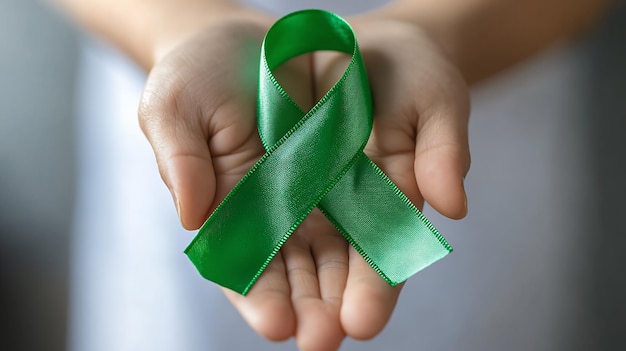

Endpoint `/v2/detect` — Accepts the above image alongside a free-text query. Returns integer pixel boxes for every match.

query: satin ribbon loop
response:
[185,9,452,295]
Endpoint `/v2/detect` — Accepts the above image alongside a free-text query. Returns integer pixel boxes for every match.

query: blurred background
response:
[0,0,77,350]
[1,1,624,351]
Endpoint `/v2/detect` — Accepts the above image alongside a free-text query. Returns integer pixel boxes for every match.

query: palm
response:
[140,17,469,351]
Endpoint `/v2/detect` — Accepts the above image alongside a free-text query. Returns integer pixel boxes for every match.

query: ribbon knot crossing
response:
[185,9,452,295]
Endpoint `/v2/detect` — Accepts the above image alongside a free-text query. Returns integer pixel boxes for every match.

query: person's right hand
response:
[140,10,275,231]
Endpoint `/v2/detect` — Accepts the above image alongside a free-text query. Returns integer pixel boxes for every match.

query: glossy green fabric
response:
[185,9,452,295]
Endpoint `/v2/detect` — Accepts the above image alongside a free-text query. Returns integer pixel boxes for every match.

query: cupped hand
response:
[319,17,471,342]
[139,13,470,351]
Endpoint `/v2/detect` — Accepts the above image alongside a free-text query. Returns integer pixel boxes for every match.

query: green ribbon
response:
[185,9,452,295]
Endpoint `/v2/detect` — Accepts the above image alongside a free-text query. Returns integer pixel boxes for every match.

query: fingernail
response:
[461,180,468,217]
[463,185,468,216]
[176,196,182,220]
[170,189,182,220]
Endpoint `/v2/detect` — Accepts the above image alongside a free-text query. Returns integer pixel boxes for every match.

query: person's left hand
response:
[224,17,471,351]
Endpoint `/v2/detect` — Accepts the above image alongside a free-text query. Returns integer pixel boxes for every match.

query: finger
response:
[284,216,346,351]
[223,251,295,341]
[283,223,320,301]
[308,210,349,306]
[414,96,471,219]
[341,246,403,340]
[139,74,216,230]
[308,215,349,350]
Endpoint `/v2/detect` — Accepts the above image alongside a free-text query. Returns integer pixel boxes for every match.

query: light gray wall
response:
[0,1,78,350]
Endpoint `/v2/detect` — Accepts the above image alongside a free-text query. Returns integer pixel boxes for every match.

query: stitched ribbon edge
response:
[185,9,453,295]
[185,10,371,295]
[258,9,452,286]
[320,156,452,287]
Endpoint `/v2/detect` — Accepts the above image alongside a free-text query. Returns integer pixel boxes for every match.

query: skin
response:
[53,0,610,350]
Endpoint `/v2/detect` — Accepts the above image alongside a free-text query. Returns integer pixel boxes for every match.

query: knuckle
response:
[138,81,183,132]
[317,257,348,273]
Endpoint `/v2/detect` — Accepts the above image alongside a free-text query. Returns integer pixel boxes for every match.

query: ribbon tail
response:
[318,153,452,285]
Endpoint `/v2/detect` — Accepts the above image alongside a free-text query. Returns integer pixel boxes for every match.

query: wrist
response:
[147,2,272,68]
[145,3,272,69]
[347,5,461,77]
[348,13,456,63]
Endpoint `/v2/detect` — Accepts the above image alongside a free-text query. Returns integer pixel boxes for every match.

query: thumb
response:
[139,76,216,230]
[414,89,471,220]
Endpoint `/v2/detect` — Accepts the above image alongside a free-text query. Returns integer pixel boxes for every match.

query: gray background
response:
[0,1,77,350]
